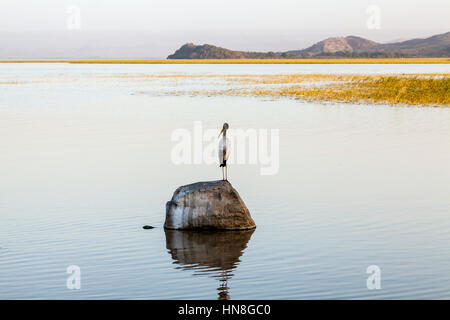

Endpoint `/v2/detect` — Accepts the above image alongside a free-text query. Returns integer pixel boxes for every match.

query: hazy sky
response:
[1,0,449,58]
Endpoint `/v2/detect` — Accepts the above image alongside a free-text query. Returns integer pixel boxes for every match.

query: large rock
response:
[164,180,256,230]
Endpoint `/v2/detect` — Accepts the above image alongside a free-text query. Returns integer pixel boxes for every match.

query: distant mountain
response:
[167,32,450,59]
[383,32,450,57]
[167,43,276,59]
[286,36,380,56]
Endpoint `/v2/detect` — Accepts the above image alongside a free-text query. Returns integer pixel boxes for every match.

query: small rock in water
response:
[143,225,155,229]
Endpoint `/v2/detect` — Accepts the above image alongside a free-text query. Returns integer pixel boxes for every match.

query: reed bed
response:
[186,74,450,106]
[2,69,448,106]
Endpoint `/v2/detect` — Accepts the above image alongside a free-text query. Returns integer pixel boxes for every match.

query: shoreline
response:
[0,58,449,64]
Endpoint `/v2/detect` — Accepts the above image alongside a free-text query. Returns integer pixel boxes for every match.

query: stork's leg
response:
[225,166,228,181]
[222,166,224,180]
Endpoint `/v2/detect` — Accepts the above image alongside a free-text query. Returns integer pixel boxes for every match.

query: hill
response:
[167,32,450,59]
[287,36,380,56]
[383,32,450,57]
[167,43,276,59]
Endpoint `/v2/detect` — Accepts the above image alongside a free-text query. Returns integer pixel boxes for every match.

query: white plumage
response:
[218,123,230,180]
[218,134,231,165]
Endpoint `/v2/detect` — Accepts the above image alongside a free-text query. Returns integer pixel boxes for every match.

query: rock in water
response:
[164,180,256,230]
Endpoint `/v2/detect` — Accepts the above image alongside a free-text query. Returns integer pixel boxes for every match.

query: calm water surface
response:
[0,63,449,299]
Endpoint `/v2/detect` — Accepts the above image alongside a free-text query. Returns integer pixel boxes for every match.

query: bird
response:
[218,123,230,181]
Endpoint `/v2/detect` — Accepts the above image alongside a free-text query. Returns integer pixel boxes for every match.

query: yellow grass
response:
[187,74,450,106]
[0,58,449,64]
[1,68,448,106]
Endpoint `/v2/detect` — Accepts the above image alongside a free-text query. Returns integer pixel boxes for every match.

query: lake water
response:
[1,63,450,299]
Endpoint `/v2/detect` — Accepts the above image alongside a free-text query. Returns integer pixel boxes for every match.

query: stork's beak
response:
[218,127,224,138]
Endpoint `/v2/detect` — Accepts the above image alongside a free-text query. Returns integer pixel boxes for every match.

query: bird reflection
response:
[165,229,255,300]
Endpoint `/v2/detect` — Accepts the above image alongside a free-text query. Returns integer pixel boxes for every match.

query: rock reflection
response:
[165,229,255,300]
